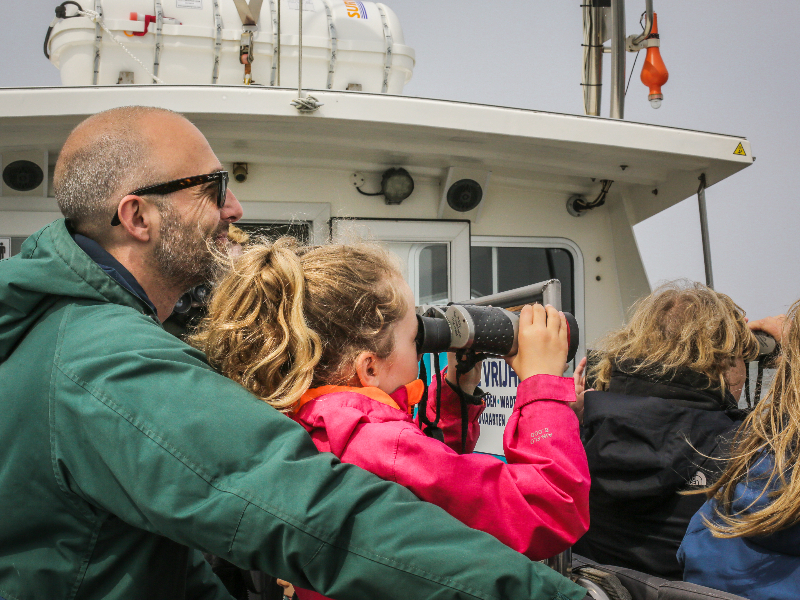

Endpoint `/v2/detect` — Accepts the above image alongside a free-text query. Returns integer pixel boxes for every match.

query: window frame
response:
[408,242,450,305]
[471,235,585,362]
[239,201,330,244]
[331,218,471,303]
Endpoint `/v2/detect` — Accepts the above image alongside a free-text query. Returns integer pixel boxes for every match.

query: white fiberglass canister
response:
[47,0,414,92]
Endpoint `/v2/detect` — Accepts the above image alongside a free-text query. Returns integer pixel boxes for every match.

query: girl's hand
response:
[446,353,483,395]
[572,356,593,423]
[506,304,568,381]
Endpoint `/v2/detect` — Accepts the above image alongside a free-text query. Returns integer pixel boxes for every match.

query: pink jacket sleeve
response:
[415,371,484,454]
[347,375,590,561]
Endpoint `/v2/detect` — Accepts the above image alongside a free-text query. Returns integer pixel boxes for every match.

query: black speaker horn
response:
[3,160,44,192]
[446,178,483,212]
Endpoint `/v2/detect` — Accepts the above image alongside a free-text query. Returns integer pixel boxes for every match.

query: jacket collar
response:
[72,232,158,317]
[296,379,425,416]
[609,360,737,411]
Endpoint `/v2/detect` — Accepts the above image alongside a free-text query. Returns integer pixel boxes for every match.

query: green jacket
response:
[0,220,587,600]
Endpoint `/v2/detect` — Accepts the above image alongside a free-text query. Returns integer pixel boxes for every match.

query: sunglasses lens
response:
[218,174,227,209]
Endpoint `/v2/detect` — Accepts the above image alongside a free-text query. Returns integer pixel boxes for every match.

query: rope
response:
[290,2,322,113]
[290,95,323,112]
[212,0,222,83]
[92,0,102,85]
[377,4,393,93]
[268,0,278,86]
[153,0,164,78]
[276,0,281,85]
[78,9,165,83]
[298,0,302,97]
[44,1,84,59]
[322,0,337,89]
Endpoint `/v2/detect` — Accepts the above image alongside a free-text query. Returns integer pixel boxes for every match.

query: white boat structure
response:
[0,0,752,454]
[0,1,757,598]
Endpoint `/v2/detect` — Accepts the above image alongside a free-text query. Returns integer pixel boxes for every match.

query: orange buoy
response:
[640,13,669,108]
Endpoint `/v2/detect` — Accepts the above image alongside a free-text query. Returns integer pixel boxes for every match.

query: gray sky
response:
[3,0,799,318]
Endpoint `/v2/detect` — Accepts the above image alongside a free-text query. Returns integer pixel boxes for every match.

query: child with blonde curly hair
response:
[193,237,589,600]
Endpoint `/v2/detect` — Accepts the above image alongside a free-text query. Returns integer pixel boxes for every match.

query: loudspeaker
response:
[437,167,491,220]
[447,179,483,212]
[1,151,49,198]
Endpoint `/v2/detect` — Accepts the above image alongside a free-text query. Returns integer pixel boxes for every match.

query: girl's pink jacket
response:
[291,372,590,600]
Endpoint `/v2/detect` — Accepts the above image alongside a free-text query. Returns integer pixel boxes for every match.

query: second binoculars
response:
[416,304,580,363]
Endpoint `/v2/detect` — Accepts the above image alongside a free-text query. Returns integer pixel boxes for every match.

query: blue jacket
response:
[678,455,800,600]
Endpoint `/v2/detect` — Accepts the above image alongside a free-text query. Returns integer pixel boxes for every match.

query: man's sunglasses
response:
[111,171,229,226]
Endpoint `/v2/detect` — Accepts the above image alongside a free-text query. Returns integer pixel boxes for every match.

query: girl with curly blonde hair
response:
[193,237,590,600]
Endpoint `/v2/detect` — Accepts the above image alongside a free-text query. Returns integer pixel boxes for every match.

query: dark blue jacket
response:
[678,455,800,600]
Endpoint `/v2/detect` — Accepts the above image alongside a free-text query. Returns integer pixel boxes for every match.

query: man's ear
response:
[116,194,157,242]
[354,351,383,388]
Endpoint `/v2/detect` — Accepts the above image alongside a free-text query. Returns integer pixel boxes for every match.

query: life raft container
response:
[46,0,415,92]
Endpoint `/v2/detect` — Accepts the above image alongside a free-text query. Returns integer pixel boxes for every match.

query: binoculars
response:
[416,304,580,363]
[173,284,211,315]
[753,330,779,359]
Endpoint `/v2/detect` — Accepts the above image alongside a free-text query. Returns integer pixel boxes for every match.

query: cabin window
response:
[237,221,311,243]
[414,243,449,305]
[330,218,472,305]
[470,240,576,315]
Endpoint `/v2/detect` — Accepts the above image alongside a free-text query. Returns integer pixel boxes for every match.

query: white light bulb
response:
[648,93,663,109]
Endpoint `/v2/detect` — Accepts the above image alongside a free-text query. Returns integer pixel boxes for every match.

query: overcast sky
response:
[2,0,799,319]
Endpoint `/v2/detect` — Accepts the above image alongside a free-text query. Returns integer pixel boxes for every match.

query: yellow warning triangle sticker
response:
[733,142,747,156]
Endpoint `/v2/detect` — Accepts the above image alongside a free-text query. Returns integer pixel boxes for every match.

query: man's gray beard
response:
[152,203,218,293]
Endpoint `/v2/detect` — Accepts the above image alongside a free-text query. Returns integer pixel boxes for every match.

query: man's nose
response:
[222,188,243,223]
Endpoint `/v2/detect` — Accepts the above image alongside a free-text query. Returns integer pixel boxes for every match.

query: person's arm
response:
[353,306,589,560]
[420,376,587,559]
[54,308,588,600]
[332,374,588,561]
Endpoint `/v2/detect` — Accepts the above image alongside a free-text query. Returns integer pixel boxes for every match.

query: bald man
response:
[0,107,587,600]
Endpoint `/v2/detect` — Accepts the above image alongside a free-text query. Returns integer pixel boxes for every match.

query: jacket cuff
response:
[513,374,574,411]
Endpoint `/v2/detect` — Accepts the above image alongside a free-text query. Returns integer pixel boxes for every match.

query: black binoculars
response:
[173,284,211,315]
[753,331,779,359]
[415,304,580,364]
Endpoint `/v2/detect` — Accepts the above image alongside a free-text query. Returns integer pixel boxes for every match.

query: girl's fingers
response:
[558,310,568,342]
[519,303,534,326]
[544,304,560,332]
[530,303,546,327]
